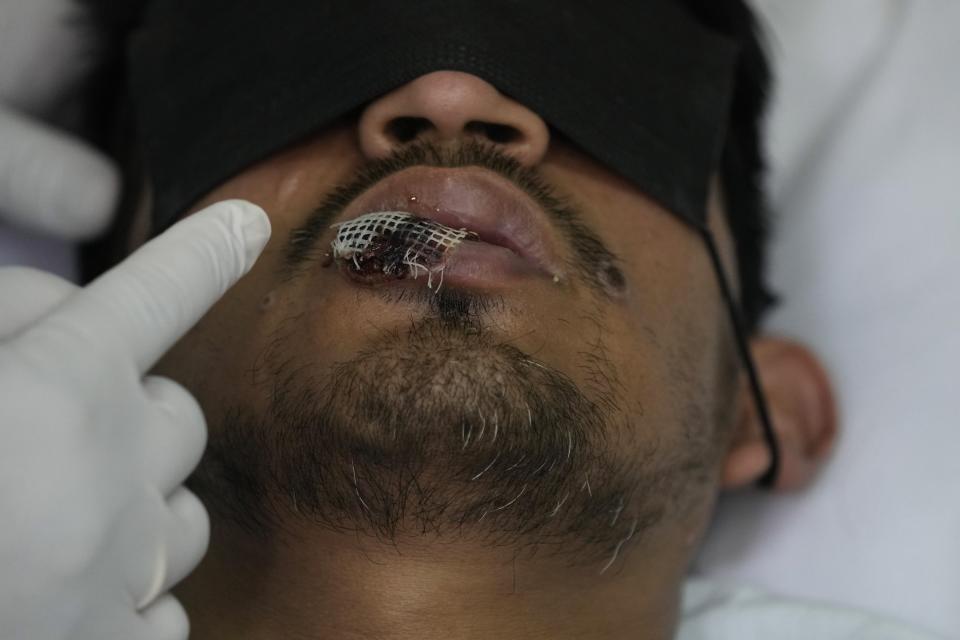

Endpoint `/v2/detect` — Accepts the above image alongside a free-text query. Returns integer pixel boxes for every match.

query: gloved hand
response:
[0,0,120,239]
[0,200,271,640]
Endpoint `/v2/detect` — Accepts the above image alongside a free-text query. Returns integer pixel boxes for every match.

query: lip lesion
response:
[329,211,480,289]
[334,166,567,278]
[285,142,621,301]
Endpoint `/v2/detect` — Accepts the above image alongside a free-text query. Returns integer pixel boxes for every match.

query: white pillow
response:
[696,2,960,637]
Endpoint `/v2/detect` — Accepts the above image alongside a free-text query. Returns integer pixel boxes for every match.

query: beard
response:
[187,287,721,569]
[187,140,725,568]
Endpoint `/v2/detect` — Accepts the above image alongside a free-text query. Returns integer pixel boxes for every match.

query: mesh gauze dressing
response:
[331,211,475,291]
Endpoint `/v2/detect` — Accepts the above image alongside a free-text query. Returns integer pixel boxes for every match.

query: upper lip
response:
[332,166,565,277]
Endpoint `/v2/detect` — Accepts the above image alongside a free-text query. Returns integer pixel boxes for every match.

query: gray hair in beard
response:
[186,287,724,570]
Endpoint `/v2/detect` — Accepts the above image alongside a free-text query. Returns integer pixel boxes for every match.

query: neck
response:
[176,519,691,639]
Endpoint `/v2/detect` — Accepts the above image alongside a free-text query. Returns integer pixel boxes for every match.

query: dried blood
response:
[339,217,464,283]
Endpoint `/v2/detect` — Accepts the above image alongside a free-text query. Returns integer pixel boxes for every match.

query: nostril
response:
[385,116,434,143]
[465,121,523,144]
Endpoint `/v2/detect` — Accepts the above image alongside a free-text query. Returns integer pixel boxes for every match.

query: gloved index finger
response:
[23,200,271,374]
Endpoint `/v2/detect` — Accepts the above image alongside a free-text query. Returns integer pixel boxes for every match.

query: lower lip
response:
[337,240,547,291]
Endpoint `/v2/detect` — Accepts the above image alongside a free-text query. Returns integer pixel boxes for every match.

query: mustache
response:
[281,139,626,298]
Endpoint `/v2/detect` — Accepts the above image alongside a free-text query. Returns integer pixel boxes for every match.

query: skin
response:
[141,72,837,639]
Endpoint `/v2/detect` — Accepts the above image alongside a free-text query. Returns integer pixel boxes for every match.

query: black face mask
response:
[127,0,780,486]
[128,0,738,233]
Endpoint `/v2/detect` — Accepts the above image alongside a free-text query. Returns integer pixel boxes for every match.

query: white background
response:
[697,2,960,637]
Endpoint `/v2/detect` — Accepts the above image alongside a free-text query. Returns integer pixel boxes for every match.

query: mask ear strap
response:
[699,228,780,488]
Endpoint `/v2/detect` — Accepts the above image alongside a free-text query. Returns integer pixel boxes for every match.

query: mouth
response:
[325,166,566,291]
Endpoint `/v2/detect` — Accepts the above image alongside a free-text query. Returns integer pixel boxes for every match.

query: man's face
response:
[151,71,742,567]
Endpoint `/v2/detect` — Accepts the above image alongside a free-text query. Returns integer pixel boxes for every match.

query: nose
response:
[357,71,550,166]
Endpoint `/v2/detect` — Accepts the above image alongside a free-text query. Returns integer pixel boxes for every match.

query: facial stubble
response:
[188,295,724,571]
[186,142,728,569]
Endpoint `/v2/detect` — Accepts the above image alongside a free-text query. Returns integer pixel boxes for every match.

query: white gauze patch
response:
[330,211,476,290]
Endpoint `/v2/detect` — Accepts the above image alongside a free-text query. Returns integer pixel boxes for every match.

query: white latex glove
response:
[0,200,271,640]
[0,0,120,239]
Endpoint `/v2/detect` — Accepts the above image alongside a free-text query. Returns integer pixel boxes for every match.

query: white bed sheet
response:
[696,2,960,637]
